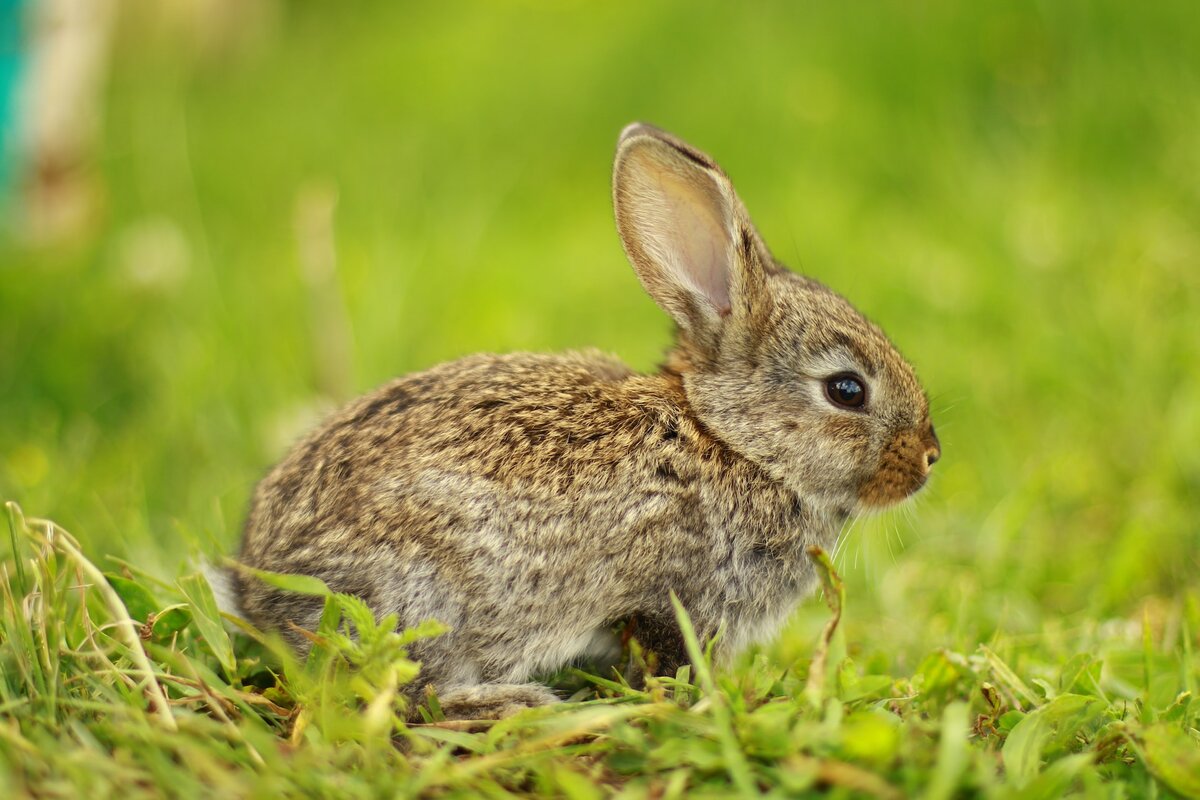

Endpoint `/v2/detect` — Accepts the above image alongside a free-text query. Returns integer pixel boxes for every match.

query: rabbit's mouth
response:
[855,425,940,509]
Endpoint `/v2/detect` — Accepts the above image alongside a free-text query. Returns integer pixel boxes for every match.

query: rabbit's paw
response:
[435,683,560,720]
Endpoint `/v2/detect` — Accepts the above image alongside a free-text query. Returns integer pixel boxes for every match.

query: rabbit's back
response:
[242,349,684,565]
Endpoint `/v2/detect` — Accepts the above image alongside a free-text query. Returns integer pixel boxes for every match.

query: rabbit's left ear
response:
[613,123,766,347]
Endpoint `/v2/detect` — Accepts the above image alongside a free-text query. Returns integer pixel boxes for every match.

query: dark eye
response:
[826,373,867,409]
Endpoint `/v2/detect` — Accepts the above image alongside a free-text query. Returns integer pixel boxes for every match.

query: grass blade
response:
[178,572,237,679]
[804,545,845,708]
[669,591,757,796]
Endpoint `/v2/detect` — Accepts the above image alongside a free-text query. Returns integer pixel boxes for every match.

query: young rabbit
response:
[234,124,940,719]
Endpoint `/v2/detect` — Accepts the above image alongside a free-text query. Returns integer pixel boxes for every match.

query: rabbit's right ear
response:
[613,123,765,351]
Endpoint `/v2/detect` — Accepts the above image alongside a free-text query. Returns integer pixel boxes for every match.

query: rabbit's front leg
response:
[626,590,768,686]
[623,607,713,686]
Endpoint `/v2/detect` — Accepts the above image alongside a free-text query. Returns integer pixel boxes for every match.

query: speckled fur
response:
[234,124,940,719]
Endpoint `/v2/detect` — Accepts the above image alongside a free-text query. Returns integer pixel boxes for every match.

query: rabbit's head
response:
[614,124,939,514]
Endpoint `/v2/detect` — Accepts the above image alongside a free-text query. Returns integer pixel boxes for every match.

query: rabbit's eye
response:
[826,374,867,409]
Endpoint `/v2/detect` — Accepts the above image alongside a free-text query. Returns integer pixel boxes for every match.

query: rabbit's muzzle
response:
[857,422,940,508]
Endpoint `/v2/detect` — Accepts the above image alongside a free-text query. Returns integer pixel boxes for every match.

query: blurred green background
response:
[1,0,1197,669]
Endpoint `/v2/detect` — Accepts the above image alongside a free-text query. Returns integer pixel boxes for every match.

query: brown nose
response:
[924,426,941,471]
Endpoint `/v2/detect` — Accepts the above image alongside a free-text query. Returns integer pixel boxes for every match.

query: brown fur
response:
[234,123,939,719]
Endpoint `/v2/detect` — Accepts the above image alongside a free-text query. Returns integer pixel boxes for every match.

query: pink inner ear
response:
[648,170,733,316]
[667,193,731,313]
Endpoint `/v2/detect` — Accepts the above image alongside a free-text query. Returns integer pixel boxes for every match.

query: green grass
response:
[2,0,1199,795]
[3,503,1197,798]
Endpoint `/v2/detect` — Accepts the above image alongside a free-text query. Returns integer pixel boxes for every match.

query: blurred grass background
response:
[1,0,1198,680]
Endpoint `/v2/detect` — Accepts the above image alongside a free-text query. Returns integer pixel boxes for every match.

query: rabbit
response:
[233,123,940,720]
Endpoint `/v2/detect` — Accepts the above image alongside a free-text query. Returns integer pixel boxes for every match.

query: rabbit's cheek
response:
[856,429,929,509]
[816,415,876,472]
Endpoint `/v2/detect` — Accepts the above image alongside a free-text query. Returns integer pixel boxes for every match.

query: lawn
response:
[2,1,1199,796]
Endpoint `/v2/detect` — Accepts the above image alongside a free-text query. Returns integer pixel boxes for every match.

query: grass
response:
[2,0,1199,795]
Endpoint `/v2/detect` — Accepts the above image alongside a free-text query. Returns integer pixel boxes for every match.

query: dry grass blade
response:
[410,718,498,732]
[788,755,905,800]
[430,704,672,786]
[803,545,844,708]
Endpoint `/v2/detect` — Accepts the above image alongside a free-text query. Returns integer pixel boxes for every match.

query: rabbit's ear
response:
[613,123,765,345]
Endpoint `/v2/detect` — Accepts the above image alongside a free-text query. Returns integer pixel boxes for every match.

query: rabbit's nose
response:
[922,425,941,471]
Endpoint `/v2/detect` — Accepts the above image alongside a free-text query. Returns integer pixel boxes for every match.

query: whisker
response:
[897,506,912,548]
[854,523,863,571]
[833,512,861,566]
[885,516,897,564]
